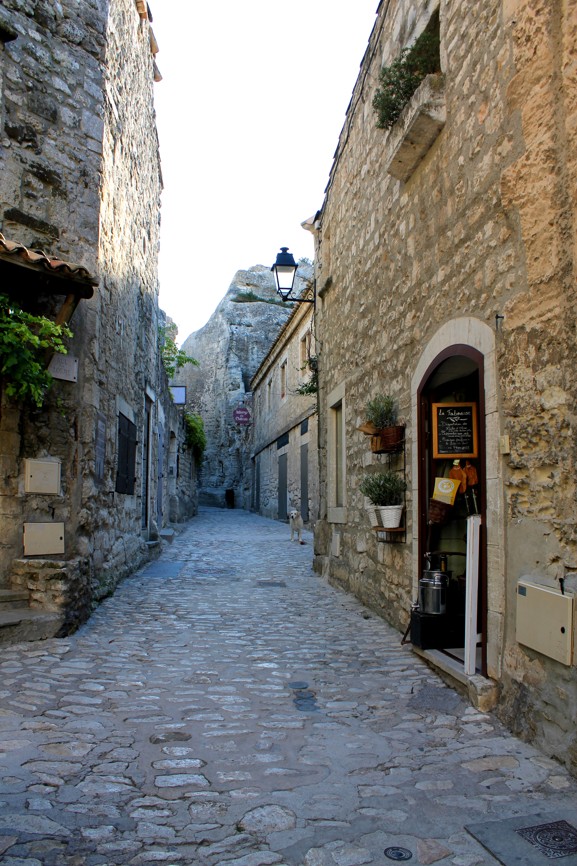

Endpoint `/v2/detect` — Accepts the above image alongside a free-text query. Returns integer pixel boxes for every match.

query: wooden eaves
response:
[0,233,98,326]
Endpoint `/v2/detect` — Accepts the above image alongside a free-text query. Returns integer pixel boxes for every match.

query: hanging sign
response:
[431,477,459,505]
[432,402,478,459]
[233,405,251,425]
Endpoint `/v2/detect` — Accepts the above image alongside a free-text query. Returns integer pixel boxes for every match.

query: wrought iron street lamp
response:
[271,247,314,304]
[271,247,297,299]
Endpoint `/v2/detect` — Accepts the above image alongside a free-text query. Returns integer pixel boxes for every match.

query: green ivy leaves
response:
[159,321,199,379]
[0,295,72,408]
[184,411,206,462]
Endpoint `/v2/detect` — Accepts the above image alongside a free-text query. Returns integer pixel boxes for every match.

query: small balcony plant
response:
[357,394,405,453]
[360,470,406,529]
[372,19,441,130]
[366,394,397,428]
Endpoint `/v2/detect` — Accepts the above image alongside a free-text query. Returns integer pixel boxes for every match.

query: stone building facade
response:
[311,0,577,774]
[251,293,318,526]
[0,0,195,639]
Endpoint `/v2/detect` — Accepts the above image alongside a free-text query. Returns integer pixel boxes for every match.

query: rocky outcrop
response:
[179,264,311,508]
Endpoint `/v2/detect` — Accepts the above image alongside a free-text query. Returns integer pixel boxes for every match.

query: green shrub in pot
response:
[360,470,406,506]
[364,394,397,430]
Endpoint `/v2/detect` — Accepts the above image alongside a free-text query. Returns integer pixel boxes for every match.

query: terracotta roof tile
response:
[0,232,98,292]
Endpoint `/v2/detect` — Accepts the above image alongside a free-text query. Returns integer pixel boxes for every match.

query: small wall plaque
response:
[48,354,79,382]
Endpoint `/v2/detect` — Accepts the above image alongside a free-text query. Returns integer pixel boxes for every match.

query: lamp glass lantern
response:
[271,247,298,301]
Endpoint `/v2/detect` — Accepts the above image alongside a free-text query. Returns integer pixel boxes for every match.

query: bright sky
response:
[152,1,378,343]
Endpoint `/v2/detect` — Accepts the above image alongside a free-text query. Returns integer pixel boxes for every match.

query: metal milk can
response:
[419,570,449,616]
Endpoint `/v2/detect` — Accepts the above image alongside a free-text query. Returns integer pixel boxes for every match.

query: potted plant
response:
[360,470,407,529]
[357,394,405,453]
[372,21,441,130]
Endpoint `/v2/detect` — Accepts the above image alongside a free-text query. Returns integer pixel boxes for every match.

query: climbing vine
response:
[295,356,319,396]
[184,411,206,462]
[0,294,72,408]
[159,321,199,379]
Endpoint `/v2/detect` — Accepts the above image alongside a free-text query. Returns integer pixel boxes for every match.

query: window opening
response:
[373,9,441,130]
[116,412,137,495]
[334,401,344,507]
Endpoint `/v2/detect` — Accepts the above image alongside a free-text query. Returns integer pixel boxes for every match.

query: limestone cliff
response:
[179,264,311,508]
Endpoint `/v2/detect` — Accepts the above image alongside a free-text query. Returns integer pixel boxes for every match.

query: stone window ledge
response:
[385,73,446,183]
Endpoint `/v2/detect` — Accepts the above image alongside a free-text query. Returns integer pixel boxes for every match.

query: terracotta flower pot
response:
[370,425,405,453]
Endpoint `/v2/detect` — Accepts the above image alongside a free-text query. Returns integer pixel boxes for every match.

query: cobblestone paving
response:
[1,507,577,866]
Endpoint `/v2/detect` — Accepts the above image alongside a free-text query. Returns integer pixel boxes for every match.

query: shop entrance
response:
[415,346,487,676]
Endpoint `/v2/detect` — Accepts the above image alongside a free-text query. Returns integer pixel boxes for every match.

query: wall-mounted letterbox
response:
[24,459,61,495]
[23,523,65,556]
[516,580,575,666]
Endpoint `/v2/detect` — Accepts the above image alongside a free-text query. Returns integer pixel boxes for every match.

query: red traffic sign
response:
[233,406,251,425]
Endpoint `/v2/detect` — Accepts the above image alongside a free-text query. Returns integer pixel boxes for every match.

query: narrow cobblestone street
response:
[1,507,577,866]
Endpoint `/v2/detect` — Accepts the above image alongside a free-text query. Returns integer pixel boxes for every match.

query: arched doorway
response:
[416,346,487,676]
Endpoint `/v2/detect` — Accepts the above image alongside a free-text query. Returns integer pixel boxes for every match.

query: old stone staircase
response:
[0,586,64,646]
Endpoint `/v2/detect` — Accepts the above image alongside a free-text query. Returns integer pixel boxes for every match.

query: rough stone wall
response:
[0,0,109,586]
[0,399,20,583]
[315,0,515,626]
[0,0,107,269]
[11,556,91,634]
[251,302,319,524]
[0,1,195,628]
[253,417,319,524]
[156,333,198,529]
[313,0,577,772]
[81,0,164,594]
[492,0,577,763]
[179,266,300,510]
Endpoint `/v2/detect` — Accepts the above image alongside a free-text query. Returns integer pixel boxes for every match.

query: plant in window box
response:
[372,23,441,130]
[357,394,405,453]
[360,470,407,529]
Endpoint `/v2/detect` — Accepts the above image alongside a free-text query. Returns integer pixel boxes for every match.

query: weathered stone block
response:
[385,74,446,182]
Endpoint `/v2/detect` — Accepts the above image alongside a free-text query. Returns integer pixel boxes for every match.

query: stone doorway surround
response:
[411,317,503,708]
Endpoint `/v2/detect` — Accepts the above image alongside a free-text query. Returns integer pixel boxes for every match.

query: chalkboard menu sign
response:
[432,402,478,459]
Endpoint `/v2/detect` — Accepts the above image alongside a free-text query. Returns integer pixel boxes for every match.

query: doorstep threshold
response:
[412,646,498,712]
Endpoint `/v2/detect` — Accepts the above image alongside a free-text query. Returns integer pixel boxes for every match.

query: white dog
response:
[289,509,305,544]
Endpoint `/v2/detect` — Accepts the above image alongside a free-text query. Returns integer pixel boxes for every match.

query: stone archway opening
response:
[410,318,503,697]
[416,347,487,676]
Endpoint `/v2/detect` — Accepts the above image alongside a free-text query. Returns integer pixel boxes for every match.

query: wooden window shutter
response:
[115,413,137,494]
